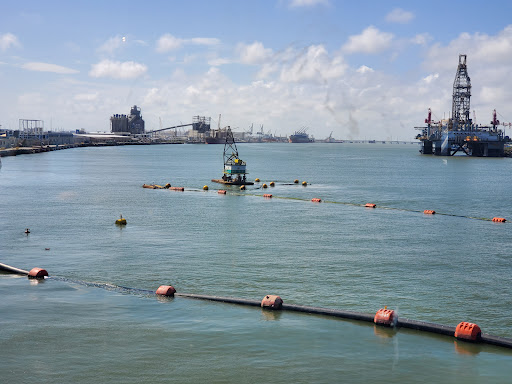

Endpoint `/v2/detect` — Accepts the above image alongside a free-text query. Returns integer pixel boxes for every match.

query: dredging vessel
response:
[415,54,510,156]
[211,126,254,185]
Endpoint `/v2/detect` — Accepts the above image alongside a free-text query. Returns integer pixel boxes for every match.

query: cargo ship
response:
[205,128,227,144]
[289,127,314,143]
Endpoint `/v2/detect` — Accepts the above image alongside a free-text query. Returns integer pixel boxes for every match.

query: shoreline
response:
[0,141,184,157]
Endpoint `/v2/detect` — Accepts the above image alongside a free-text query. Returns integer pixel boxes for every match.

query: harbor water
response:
[1,143,512,383]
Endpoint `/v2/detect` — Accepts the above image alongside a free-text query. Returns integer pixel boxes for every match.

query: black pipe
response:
[282,304,375,322]
[176,293,261,307]
[2,263,512,350]
[0,262,29,275]
[397,318,455,337]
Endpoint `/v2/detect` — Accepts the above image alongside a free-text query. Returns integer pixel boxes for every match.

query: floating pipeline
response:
[1,262,512,350]
[170,186,506,224]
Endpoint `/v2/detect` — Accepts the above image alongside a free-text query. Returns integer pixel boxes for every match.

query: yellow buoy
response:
[115,215,127,225]
[262,183,268,188]
[294,179,299,184]
[255,178,260,182]
[203,185,209,190]
[165,183,171,189]
[302,181,307,186]
[240,185,246,190]
[269,181,275,187]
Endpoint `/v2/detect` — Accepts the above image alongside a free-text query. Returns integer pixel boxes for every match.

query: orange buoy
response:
[374,308,396,326]
[170,187,185,191]
[365,203,376,208]
[261,295,283,309]
[263,194,273,198]
[424,209,436,215]
[218,190,227,194]
[28,267,48,279]
[454,322,481,341]
[311,198,322,203]
[156,285,176,297]
[492,217,506,223]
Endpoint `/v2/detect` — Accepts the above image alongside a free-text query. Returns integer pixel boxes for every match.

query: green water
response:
[1,143,511,383]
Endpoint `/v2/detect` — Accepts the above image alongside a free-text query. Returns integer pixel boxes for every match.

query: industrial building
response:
[110,105,145,134]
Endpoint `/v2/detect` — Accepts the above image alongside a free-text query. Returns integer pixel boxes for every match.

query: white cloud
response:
[343,26,394,54]
[189,38,220,46]
[18,92,45,106]
[386,8,414,24]
[424,25,512,73]
[279,45,346,83]
[22,62,79,74]
[89,59,147,79]
[97,36,124,55]
[208,57,231,66]
[237,42,272,64]
[156,34,220,53]
[423,73,439,83]
[74,93,99,101]
[289,0,329,7]
[480,86,506,104]
[156,34,183,52]
[357,65,374,74]
[411,33,432,46]
[0,33,21,51]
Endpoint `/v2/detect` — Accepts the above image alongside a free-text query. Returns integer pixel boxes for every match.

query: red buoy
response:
[311,198,322,203]
[374,308,396,326]
[28,267,48,279]
[261,295,283,309]
[454,322,481,341]
[156,285,176,296]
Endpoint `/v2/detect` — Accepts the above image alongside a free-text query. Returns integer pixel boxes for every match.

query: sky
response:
[1,0,512,140]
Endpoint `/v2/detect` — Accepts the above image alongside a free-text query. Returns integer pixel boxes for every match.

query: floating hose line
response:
[177,186,506,223]
[2,262,512,350]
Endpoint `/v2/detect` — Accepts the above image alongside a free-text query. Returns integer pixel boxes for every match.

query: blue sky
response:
[1,0,512,140]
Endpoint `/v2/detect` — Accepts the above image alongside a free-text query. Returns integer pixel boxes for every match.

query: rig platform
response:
[415,55,510,157]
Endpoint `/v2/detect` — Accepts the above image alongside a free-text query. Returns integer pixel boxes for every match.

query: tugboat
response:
[211,127,254,185]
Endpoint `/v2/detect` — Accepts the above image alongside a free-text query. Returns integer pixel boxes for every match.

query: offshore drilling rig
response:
[415,55,510,156]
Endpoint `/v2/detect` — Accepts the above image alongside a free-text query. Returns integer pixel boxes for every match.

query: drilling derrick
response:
[452,54,471,127]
